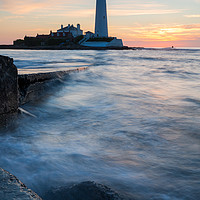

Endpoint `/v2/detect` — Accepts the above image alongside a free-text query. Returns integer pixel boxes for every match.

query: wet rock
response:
[18,71,69,104]
[0,168,42,200]
[0,55,18,115]
[43,181,124,200]
[0,112,18,127]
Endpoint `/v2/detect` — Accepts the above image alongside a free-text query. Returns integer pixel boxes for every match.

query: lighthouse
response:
[95,0,108,37]
[80,0,123,47]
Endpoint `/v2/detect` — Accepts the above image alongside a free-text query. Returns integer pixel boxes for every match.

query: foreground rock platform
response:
[0,168,42,200]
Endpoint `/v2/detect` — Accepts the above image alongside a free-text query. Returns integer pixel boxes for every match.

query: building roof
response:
[57,24,80,32]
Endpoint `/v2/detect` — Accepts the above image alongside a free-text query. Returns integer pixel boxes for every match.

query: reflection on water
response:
[0,49,200,200]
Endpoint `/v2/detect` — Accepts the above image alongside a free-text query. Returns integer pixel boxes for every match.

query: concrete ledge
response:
[0,168,42,200]
[18,67,87,105]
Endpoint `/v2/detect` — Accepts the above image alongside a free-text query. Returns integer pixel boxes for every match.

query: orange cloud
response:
[0,0,47,14]
[110,23,200,43]
[0,0,79,14]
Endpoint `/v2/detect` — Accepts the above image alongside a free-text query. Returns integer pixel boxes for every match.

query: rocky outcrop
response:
[0,171,125,200]
[42,181,124,200]
[0,55,18,115]
[0,53,87,120]
[0,168,42,200]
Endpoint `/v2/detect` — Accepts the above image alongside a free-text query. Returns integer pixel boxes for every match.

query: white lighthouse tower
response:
[80,0,123,47]
[95,0,108,37]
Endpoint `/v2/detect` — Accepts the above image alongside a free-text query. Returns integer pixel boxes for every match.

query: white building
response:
[57,24,83,38]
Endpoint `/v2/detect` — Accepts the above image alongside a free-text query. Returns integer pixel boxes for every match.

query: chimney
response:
[77,24,80,30]
[61,24,63,29]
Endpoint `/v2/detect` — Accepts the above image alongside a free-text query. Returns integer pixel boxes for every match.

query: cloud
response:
[0,0,49,14]
[0,0,184,17]
[37,9,94,18]
[110,23,200,42]
[185,15,200,18]
[4,16,24,20]
[36,8,181,18]
[0,0,81,14]
[109,9,182,16]
[108,2,183,16]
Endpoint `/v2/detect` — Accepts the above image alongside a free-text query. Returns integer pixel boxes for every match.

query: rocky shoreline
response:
[0,168,125,200]
[0,55,128,200]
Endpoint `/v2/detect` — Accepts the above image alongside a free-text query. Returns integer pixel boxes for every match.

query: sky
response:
[0,0,200,47]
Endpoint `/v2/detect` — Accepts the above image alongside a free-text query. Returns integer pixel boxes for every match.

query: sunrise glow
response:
[0,0,200,47]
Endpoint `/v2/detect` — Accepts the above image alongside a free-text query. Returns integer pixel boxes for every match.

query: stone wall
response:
[0,55,18,115]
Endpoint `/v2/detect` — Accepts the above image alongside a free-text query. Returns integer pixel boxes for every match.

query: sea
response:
[0,48,199,200]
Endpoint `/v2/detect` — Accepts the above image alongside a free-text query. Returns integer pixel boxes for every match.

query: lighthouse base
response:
[81,38,123,48]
